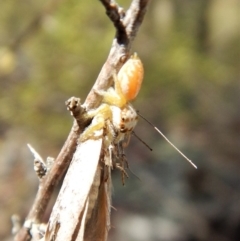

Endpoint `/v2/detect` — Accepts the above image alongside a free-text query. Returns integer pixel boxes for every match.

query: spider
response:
[79,52,144,148]
[78,53,143,181]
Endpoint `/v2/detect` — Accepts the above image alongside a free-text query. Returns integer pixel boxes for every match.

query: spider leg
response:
[115,163,129,185]
[79,104,112,142]
[112,143,130,185]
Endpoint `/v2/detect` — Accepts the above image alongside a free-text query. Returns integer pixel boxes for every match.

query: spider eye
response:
[117,53,144,101]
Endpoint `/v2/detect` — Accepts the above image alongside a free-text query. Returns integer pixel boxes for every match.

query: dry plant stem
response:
[85,0,150,109]
[14,120,81,241]
[99,0,126,30]
[44,137,103,241]
[15,100,88,241]
[14,1,150,241]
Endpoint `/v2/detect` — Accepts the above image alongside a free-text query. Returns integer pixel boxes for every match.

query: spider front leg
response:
[79,104,112,142]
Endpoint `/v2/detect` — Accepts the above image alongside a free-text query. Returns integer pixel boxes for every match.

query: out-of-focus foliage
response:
[0,0,239,241]
[0,0,114,146]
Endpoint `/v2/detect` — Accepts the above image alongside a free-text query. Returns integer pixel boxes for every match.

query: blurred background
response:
[0,0,239,240]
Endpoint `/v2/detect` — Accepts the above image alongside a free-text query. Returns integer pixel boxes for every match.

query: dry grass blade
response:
[44,135,103,241]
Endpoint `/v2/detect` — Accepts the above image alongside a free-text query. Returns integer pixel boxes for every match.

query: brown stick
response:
[14,1,150,240]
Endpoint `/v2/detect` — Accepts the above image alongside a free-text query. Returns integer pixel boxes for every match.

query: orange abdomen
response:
[117,53,144,101]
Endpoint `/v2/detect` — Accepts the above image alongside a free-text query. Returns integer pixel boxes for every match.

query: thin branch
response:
[99,0,126,31]
[14,100,89,241]
[85,0,151,109]
[14,0,150,240]
[14,121,80,241]
[124,0,149,40]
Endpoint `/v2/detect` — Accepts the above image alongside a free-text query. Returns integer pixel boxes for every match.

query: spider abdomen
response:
[117,53,144,102]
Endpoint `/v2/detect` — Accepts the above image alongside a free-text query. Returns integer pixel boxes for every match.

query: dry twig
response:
[14,1,150,240]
